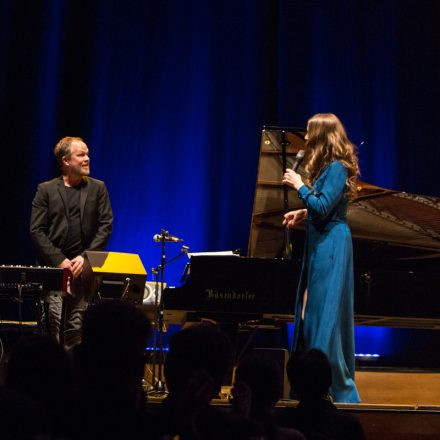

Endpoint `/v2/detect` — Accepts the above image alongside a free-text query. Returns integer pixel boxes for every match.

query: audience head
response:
[235,350,283,408]
[287,349,332,400]
[5,334,73,407]
[78,299,151,386]
[164,323,233,398]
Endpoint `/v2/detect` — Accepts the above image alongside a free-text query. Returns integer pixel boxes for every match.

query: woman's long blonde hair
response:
[303,113,359,200]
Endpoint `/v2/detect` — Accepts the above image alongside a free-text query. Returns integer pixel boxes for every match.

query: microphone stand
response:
[148,235,189,396]
[281,130,292,259]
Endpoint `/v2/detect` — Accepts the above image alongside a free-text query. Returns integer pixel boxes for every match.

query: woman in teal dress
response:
[282,113,361,403]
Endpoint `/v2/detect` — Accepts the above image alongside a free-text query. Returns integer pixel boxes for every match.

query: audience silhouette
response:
[0,385,51,439]
[234,350,305,439]
[276,349,365,440]
[162,323,265,439]
[0,303,369,440]
[73,299,159,439]
[4,334,75,438]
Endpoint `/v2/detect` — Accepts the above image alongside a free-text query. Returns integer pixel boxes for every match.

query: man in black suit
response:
[30,136,113,349]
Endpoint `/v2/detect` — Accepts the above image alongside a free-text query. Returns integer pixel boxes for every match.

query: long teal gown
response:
[292,161,360,403]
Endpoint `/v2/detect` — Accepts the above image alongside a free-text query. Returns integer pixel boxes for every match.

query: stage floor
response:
[355,370,440,406]
[321,371,440,440]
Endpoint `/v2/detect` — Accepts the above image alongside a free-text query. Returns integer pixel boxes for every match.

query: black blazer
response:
[30,176,113,267]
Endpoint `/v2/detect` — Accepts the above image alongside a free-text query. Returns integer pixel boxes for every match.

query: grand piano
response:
[163,128,440,329]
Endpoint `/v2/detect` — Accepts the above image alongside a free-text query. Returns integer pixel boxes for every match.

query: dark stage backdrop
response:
[0,0,439,285]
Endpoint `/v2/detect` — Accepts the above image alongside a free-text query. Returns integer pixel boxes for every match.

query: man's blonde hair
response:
[54,136,85,167]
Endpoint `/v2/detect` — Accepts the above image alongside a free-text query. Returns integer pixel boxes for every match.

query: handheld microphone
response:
[291,149,305,172]
[153,232,183,242]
